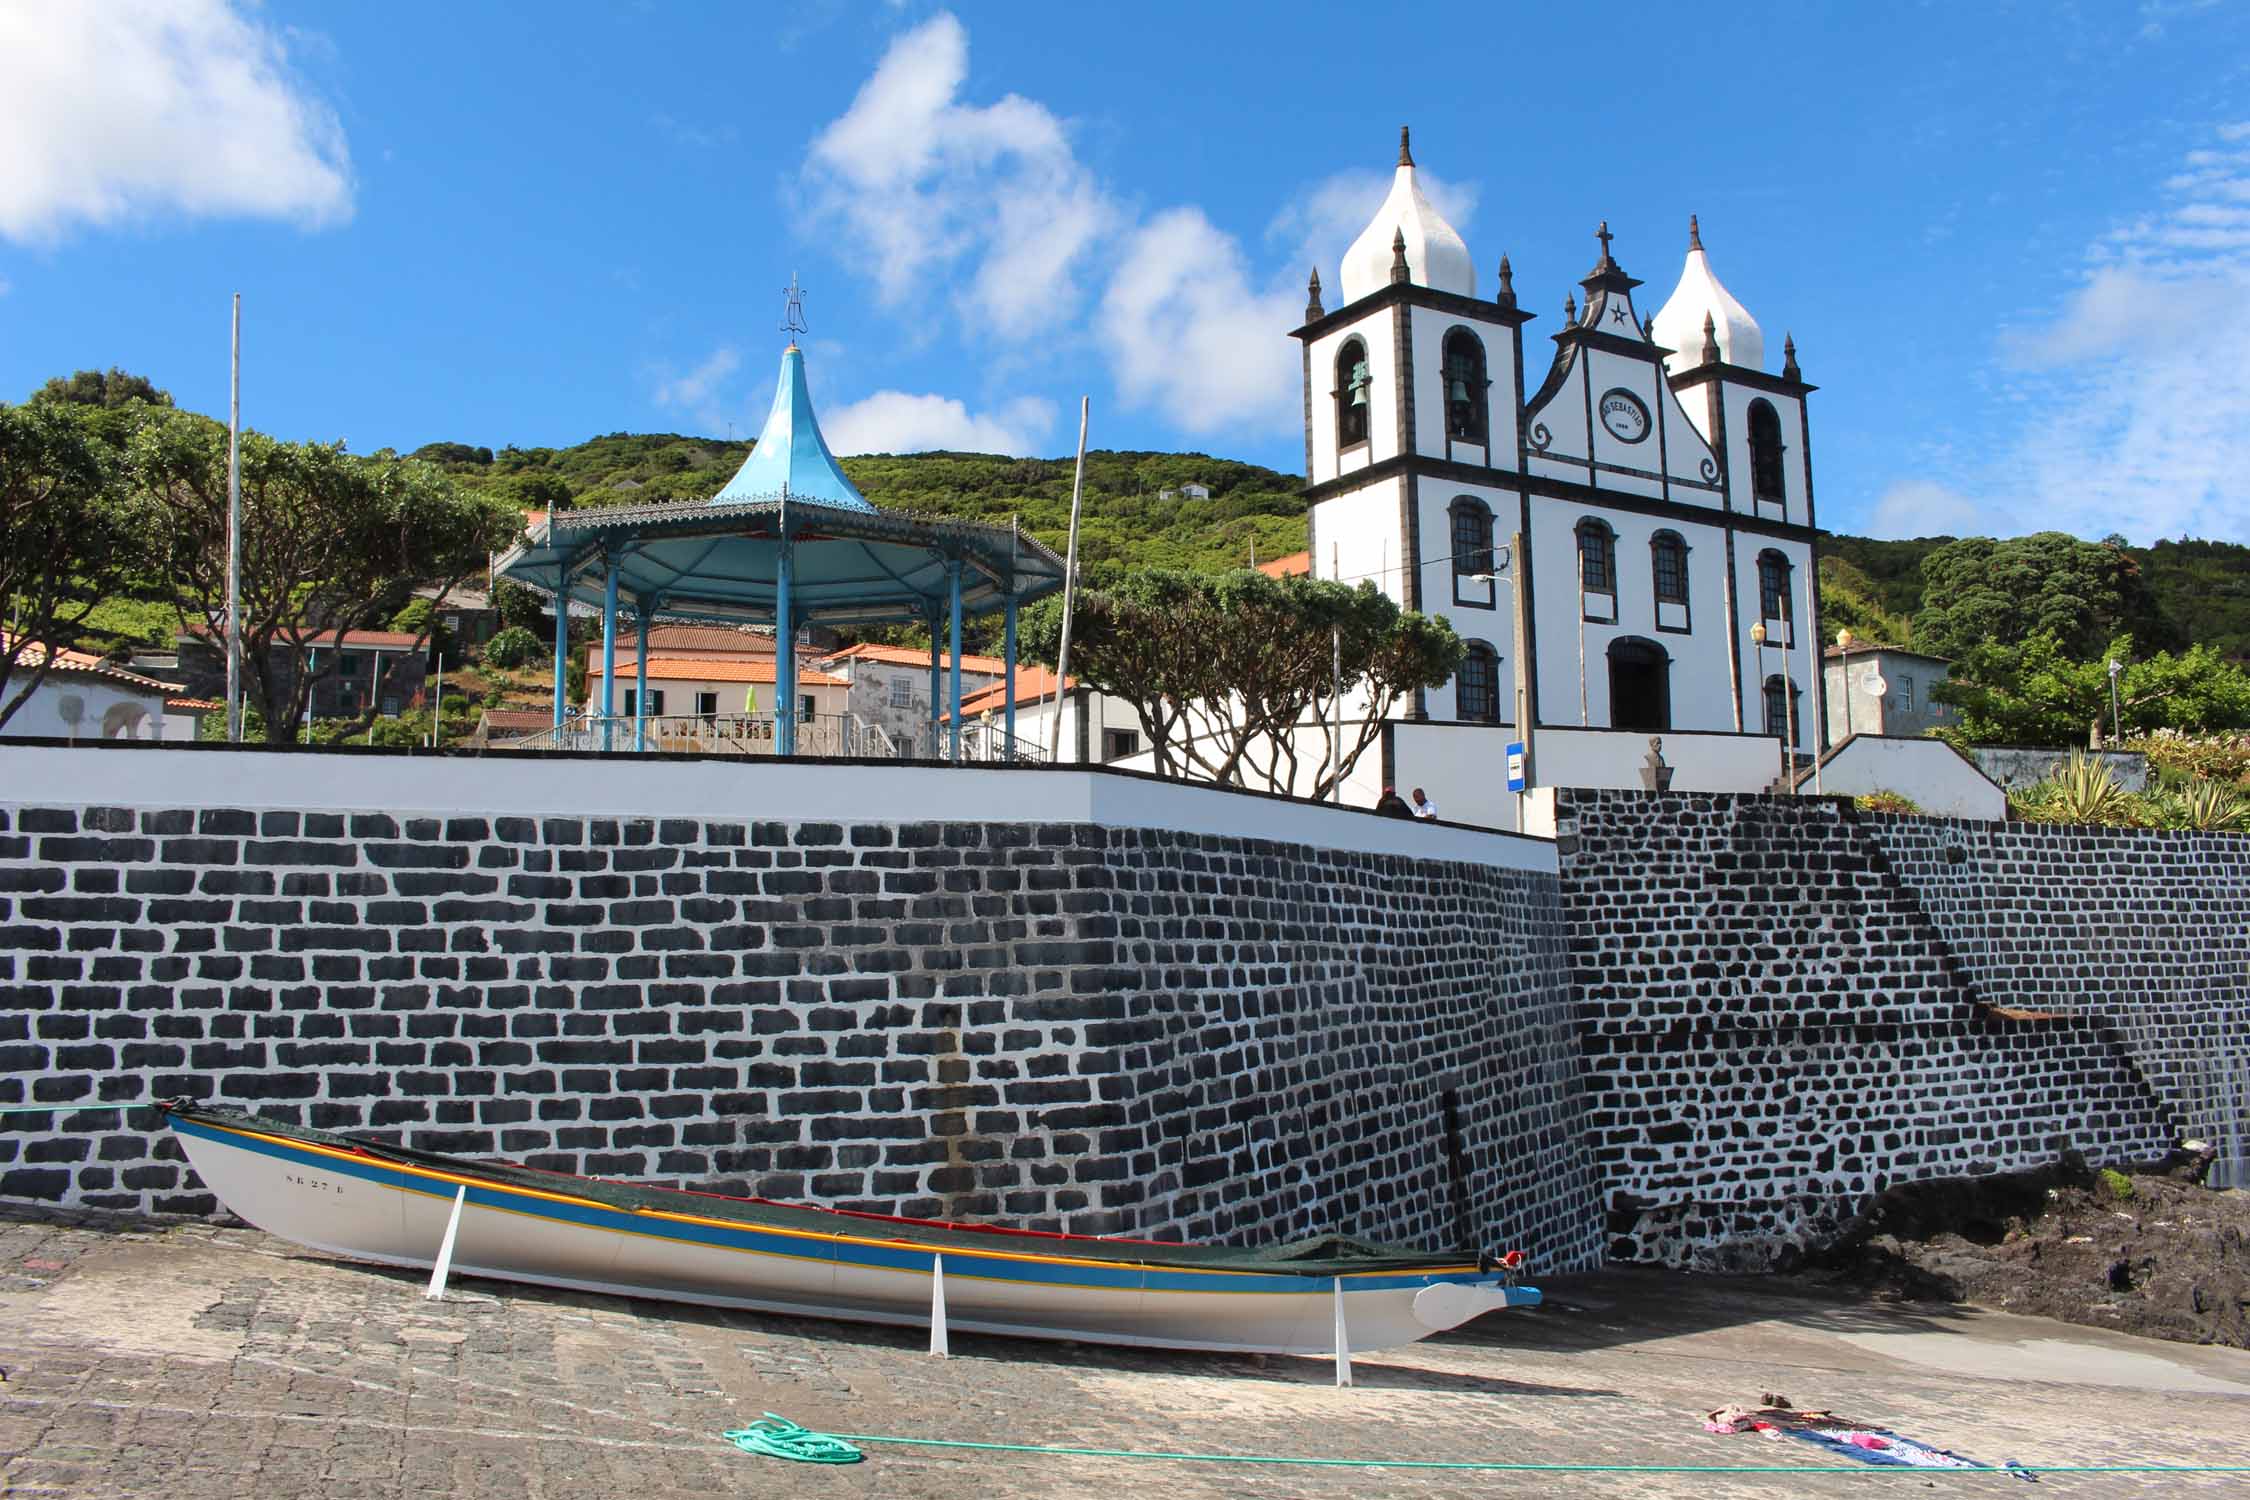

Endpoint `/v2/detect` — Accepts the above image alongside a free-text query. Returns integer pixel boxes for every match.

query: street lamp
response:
[1750,620,1770,734]
[2106,658,2124,748]
[1836,628,1856,740]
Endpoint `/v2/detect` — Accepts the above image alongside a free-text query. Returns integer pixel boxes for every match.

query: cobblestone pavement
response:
[3,1205,2248,1498]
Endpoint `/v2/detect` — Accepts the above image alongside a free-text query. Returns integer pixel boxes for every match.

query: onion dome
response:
[1337,127,1475,305]
[1650,215,1764,371]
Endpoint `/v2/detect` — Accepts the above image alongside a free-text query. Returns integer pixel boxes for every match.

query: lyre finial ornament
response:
[781,272,808,342]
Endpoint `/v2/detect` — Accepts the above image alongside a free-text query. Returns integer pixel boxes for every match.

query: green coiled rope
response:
[721,1414,864,1464]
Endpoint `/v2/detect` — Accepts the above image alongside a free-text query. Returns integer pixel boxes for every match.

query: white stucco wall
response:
[0,740,1557,875]
[1,677,169,742]
[1530,725,1780,793]
[1816,735,2005,821]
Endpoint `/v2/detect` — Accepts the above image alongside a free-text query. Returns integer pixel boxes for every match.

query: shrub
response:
[2098,1167,2135,1201]
[2131,733,2250,787]
[484,626,542,669]
[2169,777,2249,832]
[1854,791,1922,814]
[2014,751,2133,825]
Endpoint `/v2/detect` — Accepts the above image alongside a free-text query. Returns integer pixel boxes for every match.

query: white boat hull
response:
[170,1113,1539,1356]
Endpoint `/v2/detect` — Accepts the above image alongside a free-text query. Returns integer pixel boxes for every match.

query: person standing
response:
[1410,787,1438,820]
[1375,785,1413,818]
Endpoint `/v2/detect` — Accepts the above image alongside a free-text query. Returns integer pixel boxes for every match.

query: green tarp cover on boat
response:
[166,1105,1481,1278]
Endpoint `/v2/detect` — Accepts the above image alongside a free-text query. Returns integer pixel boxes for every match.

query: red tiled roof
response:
[950,666,1077,720]
[3,631,178,695]
[585,657,845,687]
[1256,550,1311,578]
[643,625,778,653]
[819,642,1010,673]
[164,696,223,713]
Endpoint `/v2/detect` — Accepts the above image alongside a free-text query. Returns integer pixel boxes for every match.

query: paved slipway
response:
[3,1207,2248,1498]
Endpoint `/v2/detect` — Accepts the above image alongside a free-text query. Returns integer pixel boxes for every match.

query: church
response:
[1296,129,1823,828]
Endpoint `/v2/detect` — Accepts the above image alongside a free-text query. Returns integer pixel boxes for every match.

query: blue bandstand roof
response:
[713,346,873,511]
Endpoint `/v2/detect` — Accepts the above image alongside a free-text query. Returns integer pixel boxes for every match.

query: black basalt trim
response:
[1292,281,1534,342]
[1304,455,1821,544]
[1667,362,1817,399]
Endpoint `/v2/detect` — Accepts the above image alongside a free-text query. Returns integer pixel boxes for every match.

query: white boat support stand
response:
[929,1252,949,1357]
[1333,1276,1352,1387]
[426,1185,467,1300]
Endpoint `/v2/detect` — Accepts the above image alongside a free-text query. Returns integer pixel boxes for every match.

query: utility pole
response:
[225,294,243,742]
[2106,657,2124,748]
[1049,397,1089,761]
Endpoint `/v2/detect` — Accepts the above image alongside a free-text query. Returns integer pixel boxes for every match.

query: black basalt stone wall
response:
[1554,788,2176,1269]
[0,802,1598,1270]
[1864,816,2250,1187]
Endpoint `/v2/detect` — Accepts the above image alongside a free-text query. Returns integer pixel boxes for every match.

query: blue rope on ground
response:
[721,1414,865,1464]
[723,1415,2250,1477]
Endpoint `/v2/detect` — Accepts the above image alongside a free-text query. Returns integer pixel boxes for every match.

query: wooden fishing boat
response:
[160,1104,1540,1356]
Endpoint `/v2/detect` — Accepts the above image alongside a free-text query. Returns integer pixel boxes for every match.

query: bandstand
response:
[491,324,1067,762]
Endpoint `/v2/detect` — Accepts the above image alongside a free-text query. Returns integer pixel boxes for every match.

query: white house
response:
[1293,129,1824,825]
[1,635,210,743]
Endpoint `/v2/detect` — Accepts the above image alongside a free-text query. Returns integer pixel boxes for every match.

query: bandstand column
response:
[776,532,797,757]
[634,601,652,753]
[550,563,570,727]
[926,615,941,759]
[947,560,964,764]
[1002,595,1018,760]
[599,557,620,752]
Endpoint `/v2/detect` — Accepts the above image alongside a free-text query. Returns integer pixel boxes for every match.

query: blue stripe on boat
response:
[170,1116,1525,1300]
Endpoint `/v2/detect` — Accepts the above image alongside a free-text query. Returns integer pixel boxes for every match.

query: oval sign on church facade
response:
[1597,388,1651,443]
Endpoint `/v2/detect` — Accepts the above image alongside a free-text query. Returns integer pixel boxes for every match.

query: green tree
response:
[0,402,162,729]
[30,367,175,410]
[1913,532,2173,661]
[132,408,518,743]
[1022,568,1461,798]
[1935,632,2250,746]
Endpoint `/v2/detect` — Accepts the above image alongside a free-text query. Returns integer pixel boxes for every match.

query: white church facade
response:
[1296,129,1825,829]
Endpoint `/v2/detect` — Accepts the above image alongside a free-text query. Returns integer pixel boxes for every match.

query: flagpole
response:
[1049,397,1089,761]
[225,293,243,742]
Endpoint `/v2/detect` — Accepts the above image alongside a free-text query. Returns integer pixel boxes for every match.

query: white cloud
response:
[803,15,1462,446]
[1870,481,1989,539]
[804,12,1116,341]
[0,0,352,243]
[652,347,742,431]
[1874,123,2250,542]
[1099,208,1302,436]
[823,391,1055,456]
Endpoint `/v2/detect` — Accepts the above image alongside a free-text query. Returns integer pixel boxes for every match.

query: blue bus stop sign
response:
[1506,741,1526,792]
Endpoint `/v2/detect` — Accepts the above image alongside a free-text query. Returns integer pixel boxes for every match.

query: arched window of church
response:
[1748,400,1786,503]
[1442,329,1487,444]
[1576,518,1615,593]
[1763,673,1792,738]
[1456,641,1501,723]
[1335,339,1371,450]
[1450,498,1495,607]
[1757,549,1792,626]
[1650,530,1688,606]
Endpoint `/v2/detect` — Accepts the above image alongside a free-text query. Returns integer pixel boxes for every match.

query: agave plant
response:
[2041,751,2133,825]
[2173,777,2249,832]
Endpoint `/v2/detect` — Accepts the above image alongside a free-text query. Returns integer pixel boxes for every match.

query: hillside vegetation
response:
[410,435,1309,584]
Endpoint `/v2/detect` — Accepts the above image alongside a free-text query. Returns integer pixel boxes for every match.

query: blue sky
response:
[2,1,2248,545]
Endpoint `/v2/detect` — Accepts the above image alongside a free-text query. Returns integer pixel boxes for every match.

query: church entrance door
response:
[1607,637,1671,732]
